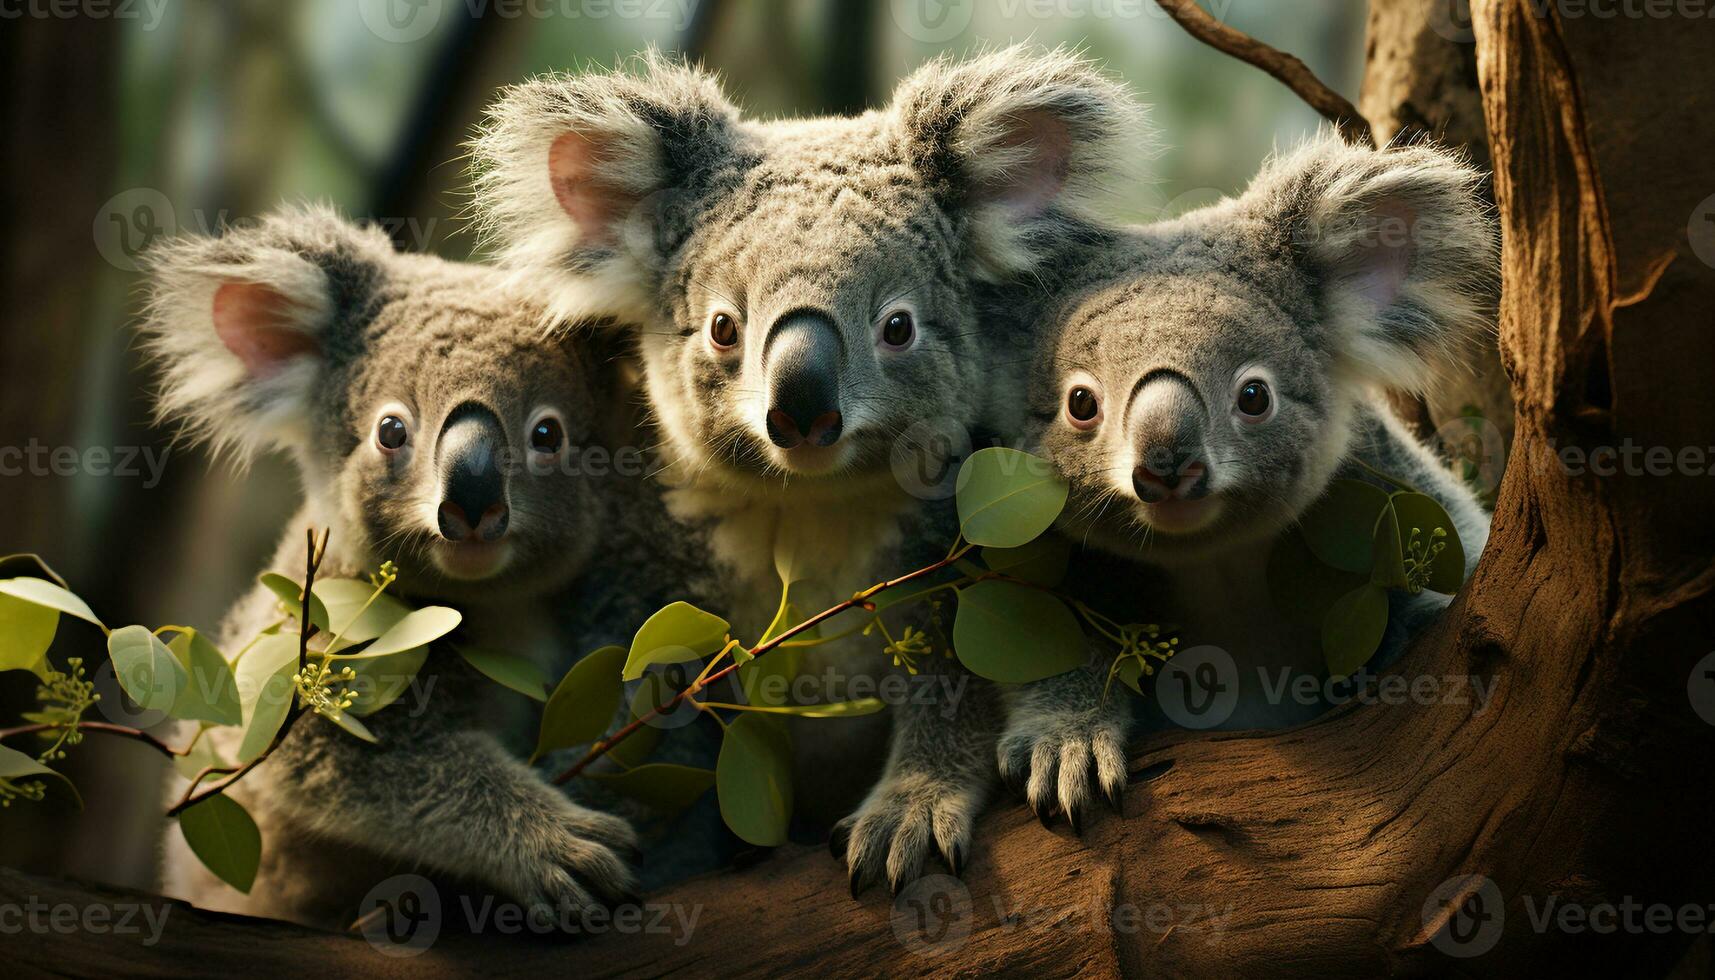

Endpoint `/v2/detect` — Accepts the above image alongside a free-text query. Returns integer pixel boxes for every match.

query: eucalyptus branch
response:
[0,721,191,758]
[1154,0,1375,146]
[552,543,975,785]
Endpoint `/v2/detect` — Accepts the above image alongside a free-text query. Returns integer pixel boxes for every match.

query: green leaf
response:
[716,713,793,846]
[258,573,329,632]
[1114,657,1146,696]
[317,706,376,743]
[608,684,665,768]
[1322,583,1390,680]
[0,554,69,588]
[1391,492,1466,594]
[0,577,103,630]
[172,728,230,781]
[1298,479,1390,574]
[982,534,1073,587]
[531,645,626,764]
[955,447,1069,548]
[588,763,715,813]
[724,697,886,718]
[166,629,242,726]
[738,645,802,709]
[457,645,549,701]
[343,646,429,717]
[0,592,59,674]
[312,579,409,652]
[107,626,190,714]
[234,633,300,764]
[178,793,261,894]
[1370,503,1408,589]
[0,743,80,807]
[953,580,1086,683]
[1267,530,1369,628]
[623,602,729,681]
[343,606,461,660]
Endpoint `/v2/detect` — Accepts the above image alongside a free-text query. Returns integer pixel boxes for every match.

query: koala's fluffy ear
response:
[139,204,393,462]
[1246,135,1498,393]
[469,50,740,322]
[890,45,1149,280]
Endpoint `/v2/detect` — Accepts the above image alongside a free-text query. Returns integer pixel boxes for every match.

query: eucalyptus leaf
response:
[313,579,409,651]
[0,554,69,588]
[343,646,429,718]
[166,629,241,726]
[457,645,549,701]
[344,606,461,660]
[955,447,1070,548]
[178,793,261,893]
[587,763,715,813]
[1392,492,1466,594]
[1322,583,1390,680]
[0,577,103,630]
[739,645,802,710]
[952,580,1086,683]
[1298,479,1390,574]
[531,645,626,764]
[1115,657,1146,696]
[0,743,80,807]
[982,534,1073,587]
[716,712,793,846]
[0,593,58,674]
[108,625,189,715]
[1370,502,1408,589]
[622,602,729,681]
[725,697,885,718]
[1267,530,1369,628]
[318,706,377,743]
[234,633,300,764]
[258,573,330,631]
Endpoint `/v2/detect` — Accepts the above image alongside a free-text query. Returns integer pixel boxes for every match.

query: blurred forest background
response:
[0,0,1364,890]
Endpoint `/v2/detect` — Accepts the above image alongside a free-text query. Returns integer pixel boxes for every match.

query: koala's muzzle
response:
[436,403,510,542]
[763,310,844,449]
[1128,373,1210,504]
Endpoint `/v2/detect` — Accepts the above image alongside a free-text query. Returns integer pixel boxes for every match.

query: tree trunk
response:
[8,2,1712,975]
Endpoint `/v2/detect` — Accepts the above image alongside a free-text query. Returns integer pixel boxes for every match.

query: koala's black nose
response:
[764,310,844,449]
[1132,448,1208,503]
[437,404,510,542]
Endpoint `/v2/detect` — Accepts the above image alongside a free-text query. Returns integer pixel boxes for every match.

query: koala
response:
[469,47,1147,892]
[996,137,1498,826]
[141,205,640,928]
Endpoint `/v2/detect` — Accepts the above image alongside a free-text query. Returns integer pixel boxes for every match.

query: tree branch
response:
[1154,0,1375,146]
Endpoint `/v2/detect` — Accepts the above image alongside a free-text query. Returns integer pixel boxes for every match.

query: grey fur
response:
[142,205,639,927]
[469,47,1148,890]
[1000,136,1498,819]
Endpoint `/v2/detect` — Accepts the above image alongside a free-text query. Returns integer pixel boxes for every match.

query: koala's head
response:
[1030,137,1496,564]
[471,47,1144,488]
[141,206,612,601]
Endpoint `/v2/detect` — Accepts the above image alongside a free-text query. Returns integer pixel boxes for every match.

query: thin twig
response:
[0,721,190,757]
[1154,0,1375,147]
[552,546,971,785]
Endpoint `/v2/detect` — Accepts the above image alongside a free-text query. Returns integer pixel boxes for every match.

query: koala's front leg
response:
[996,648,1132,832]
[265,691,639,910]
[832,662,1001,896]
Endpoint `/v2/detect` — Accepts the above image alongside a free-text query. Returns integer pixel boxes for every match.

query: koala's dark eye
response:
[376,415,409,452]
[1236,379,1273,420]
[530,416,565,454]
[1066,386,1101,429]
[708,312,739,350]
[880,310,915,349]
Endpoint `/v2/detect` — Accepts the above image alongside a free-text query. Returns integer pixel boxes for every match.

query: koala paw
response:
[501,806,642,913]
[997,705,1129,833]
[831,771,984,898]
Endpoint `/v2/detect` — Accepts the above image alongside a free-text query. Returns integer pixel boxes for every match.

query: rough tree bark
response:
[7,2,1713,976]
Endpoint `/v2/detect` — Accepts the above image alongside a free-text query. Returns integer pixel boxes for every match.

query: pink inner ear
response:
[212,282,318,378]
[1353,198,1417,308]
[549,131,627,243]
[979,109,1073,216]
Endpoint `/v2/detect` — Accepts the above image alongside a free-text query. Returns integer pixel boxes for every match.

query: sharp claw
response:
[889,873,904,897]
[950,843,966,878]
[1105,785,1125,815]
[850,868,865,900]
[1036,802,1055,829]
[1068,804,1085,836]
[828,824,850,860]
